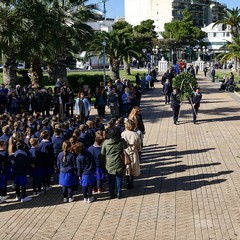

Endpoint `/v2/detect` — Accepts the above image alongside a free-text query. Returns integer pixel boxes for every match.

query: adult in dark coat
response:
[190,87,202,124]
[170,88,181,124]
[163,79,172,104]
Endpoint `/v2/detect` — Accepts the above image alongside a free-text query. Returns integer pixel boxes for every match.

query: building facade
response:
[125,0,226,35]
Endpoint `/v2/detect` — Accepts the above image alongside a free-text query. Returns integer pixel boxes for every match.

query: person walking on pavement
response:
[163,79,172,104]
[170,88,181,125]
[190,87,202,124]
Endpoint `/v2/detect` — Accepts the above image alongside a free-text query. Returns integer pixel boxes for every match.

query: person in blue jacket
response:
[0,140,10,203]
[39,130,54,191]
[88,131,105,193]
[14,140,32,202]
[57,141,76,203]
[75,142,96,203]
[29,138,44,195]
[52,127,64,173]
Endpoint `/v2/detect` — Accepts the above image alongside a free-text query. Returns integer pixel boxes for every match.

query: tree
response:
[0,3,26,87]
[217,35,240,72]
[90,30,136,80]
[213,7,240,38]
[213,7,240,71]
[161,10,206,50]
[133,19,158,53]
[15,0,50,86]
[44,0,96,83]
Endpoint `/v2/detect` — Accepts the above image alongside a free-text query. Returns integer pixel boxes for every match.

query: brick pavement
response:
[1,73,240,240]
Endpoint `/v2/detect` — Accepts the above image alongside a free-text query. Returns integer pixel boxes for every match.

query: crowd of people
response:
[0,77,146,204]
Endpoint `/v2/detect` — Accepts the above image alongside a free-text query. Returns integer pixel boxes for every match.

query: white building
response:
[202,23,232,51]
[125,0,226,35]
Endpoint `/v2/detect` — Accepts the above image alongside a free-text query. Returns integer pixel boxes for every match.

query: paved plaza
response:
[1,73,240,240]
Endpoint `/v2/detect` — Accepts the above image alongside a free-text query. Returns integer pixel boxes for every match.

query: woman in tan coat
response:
[121,119,141,189]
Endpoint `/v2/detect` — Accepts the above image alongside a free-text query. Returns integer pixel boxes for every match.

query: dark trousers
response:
[164,93,171,104]
[62,186,73,198]
[0,177,7,196]
[98,105,105,118]
[16,184,26,199]
[43,173,51,187]
[66,104,74,118]
[173,105,180,123]
[108,173,122,197]
[32,176,42,192]
[193,105,199,122]
[82,186,93,199]
[123,103,131,118]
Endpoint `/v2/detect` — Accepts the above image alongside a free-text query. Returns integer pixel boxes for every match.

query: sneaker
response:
[21,197,32,203]
[83,198,88,203]
[46,186,52,191]
[63,198,68,203]
[88,196,95,203]
[0,195,10,201]
[0,199,4,204]
[33,192,39,196]
[16,196,21,201]
[97,188,102,193]
[69,197,74,203]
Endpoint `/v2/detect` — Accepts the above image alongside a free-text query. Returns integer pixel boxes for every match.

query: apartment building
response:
[125,0,226,35]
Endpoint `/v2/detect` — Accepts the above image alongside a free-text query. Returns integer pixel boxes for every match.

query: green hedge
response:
[67,73,110,94]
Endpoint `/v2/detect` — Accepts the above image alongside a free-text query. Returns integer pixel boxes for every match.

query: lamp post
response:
[102,40,106,87]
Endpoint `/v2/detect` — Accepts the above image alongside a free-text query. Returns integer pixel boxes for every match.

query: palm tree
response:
[213,7,240,71]
[44,0,96,83]
[90,30,138,80]
[213,7,240,38]
[0,4,26,87]
[217,35,240,72]
[15,0,51,87]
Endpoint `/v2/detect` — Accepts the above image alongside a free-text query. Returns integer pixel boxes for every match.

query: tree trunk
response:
[48,54,67,84]
[109,59,120,80]
[123,58,131,75]
[3,58,17,88]
[28,57,43,87]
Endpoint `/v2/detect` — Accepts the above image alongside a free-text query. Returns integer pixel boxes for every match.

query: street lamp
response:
[102,40,106,87]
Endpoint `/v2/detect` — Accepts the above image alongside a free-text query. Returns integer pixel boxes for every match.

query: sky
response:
[87,0,239,19]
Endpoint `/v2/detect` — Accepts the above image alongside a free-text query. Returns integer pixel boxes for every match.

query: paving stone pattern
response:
[1,73,240,240]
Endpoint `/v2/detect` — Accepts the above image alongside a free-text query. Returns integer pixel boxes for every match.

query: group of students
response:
[0,104,145,204]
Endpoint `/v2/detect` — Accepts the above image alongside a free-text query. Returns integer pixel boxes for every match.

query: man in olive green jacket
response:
[101,127,128,199]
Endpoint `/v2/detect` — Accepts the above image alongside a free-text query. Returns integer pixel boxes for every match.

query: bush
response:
[67,73,110,94]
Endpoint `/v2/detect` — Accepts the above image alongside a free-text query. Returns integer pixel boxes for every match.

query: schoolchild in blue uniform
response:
[88,132,105,193]
[14,140,32,202]
[57,141,76,203]
[79,124,92,149]
[52,127,64,173]
[75,142,96,203]
[0,140,10,203]
[0,125,11,148]
[39,130,54,191]
[29,138,44,195]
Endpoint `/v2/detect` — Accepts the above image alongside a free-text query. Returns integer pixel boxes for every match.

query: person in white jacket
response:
[75,92,91,123]
[121,119,141,189]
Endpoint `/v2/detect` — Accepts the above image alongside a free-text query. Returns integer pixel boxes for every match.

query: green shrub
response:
[67,73,110,94]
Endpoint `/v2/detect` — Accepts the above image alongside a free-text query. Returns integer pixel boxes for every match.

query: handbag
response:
[123,151,131,165]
